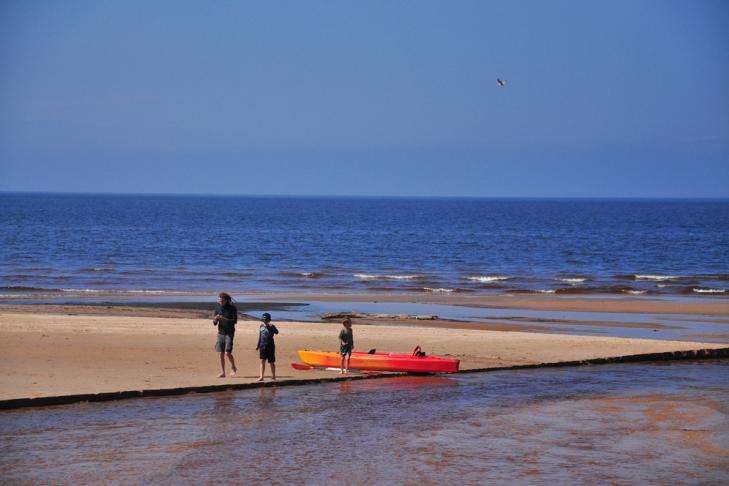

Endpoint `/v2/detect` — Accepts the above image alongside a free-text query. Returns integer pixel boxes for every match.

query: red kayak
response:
[297,346,459,374]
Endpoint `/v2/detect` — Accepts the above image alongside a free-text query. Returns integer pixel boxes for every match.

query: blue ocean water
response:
[1,193,728,297]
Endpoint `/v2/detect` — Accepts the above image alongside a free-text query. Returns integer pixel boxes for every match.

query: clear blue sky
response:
[1,0,727,197]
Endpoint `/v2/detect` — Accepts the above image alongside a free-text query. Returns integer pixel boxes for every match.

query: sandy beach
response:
[1,295,727,403]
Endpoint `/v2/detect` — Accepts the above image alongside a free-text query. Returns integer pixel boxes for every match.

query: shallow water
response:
[1,361,728,484]
[262,299,729,342]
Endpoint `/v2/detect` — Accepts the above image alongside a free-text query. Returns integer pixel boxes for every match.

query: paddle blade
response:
[291,363,313,370]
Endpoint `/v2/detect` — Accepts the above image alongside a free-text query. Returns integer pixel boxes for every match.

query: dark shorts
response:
[215,333,234,353]
[259,345,276,363]
[340,344,352,357]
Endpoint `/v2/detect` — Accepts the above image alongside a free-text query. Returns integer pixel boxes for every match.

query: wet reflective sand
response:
[1,361,728,484]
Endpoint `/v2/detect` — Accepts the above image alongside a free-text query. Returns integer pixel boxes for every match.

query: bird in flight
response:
[497,78,506,87]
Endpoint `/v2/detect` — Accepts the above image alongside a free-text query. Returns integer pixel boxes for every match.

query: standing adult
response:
[256,312,279,382]
[213,292,238,377]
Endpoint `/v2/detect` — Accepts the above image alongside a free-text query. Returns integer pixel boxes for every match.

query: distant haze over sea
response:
[1,193,727,298]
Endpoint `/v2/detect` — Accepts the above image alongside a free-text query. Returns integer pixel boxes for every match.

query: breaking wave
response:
[465,276,510,283]
[692,288,726,294]
[423,287,456,293]
[354,274,421,280]
[634,275,681,281]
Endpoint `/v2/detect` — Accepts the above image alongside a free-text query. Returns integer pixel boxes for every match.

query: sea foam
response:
[635,275,680,281]
[354,274,420,280]
[693,288,726,294]
[465,276,509,283]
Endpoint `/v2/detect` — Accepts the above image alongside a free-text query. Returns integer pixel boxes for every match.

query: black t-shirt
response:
[214,303,238,335]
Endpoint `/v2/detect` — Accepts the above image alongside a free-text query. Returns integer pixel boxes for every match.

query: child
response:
[256,312,279,382]
[338,317,354,374]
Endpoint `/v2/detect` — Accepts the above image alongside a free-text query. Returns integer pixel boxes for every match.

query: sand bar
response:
[265,292,729,315]
[1,305,727,403]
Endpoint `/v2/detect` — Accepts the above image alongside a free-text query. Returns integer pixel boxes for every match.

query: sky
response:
[1,0,728,197]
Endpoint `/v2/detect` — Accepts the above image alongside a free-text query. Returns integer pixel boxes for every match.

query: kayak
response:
[297,347,459,374]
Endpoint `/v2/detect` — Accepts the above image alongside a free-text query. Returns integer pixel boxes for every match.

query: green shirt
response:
[338,327,354,347]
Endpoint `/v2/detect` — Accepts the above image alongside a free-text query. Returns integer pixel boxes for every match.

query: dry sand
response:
[1,304,727,402]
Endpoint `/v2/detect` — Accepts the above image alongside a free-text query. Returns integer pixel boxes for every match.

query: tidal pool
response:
[1,361,728,484]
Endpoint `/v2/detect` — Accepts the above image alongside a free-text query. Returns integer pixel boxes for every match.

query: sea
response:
[2,361,728,483]
[2,194,729,483]
[1,193,727,299]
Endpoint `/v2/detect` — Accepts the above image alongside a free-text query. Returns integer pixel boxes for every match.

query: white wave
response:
[465,276,509,283]
[693,288,726,294]
[624,290,647,295]
[423,287,455,293]
[354,274,419,280]
[300,272,315,277]
[60,288,170,295]
[125,290,170,294]
[635,275,680,281]
[557,278,586,284]
[534,289,557,294]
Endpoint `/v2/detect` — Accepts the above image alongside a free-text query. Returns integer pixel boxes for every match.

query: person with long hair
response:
[212,292,238,377]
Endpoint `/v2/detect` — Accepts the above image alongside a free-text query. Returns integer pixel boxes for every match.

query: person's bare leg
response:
[340,355,345,374]
[218,352,226,377]
[345,355,351,374]
[227,353,237,376]
[257,359,265,381]
[270,362,276,381]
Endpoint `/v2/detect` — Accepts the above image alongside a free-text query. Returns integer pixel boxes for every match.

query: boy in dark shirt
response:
[213,292,238,378]
[338,317,354,374]
[256,312,279,382]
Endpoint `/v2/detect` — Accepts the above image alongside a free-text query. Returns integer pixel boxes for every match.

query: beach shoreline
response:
[1,294,728,405]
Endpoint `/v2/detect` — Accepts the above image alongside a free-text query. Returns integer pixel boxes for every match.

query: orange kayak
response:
[297,348,459,373]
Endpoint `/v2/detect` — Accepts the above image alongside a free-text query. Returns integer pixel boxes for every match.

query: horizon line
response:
[1,190,728,201]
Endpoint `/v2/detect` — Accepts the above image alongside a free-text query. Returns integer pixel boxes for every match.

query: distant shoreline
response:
[3,290,726,314]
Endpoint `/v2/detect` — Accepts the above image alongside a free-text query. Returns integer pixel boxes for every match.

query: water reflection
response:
[1,362,728,483]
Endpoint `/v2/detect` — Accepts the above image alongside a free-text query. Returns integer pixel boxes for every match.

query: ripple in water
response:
[0,362,728,483]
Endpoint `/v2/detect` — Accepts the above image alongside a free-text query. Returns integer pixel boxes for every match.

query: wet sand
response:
[1,297,728,402]
[264,291,729,315]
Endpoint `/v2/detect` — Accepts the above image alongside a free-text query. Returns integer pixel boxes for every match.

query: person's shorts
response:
[259,345,276,363]
[215,333,234,353]
[340,344,352,357]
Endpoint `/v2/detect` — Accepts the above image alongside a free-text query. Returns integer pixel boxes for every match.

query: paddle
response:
[290,362,381,375]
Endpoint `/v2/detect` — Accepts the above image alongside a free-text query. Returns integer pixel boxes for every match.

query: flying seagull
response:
[497,78,506,87]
